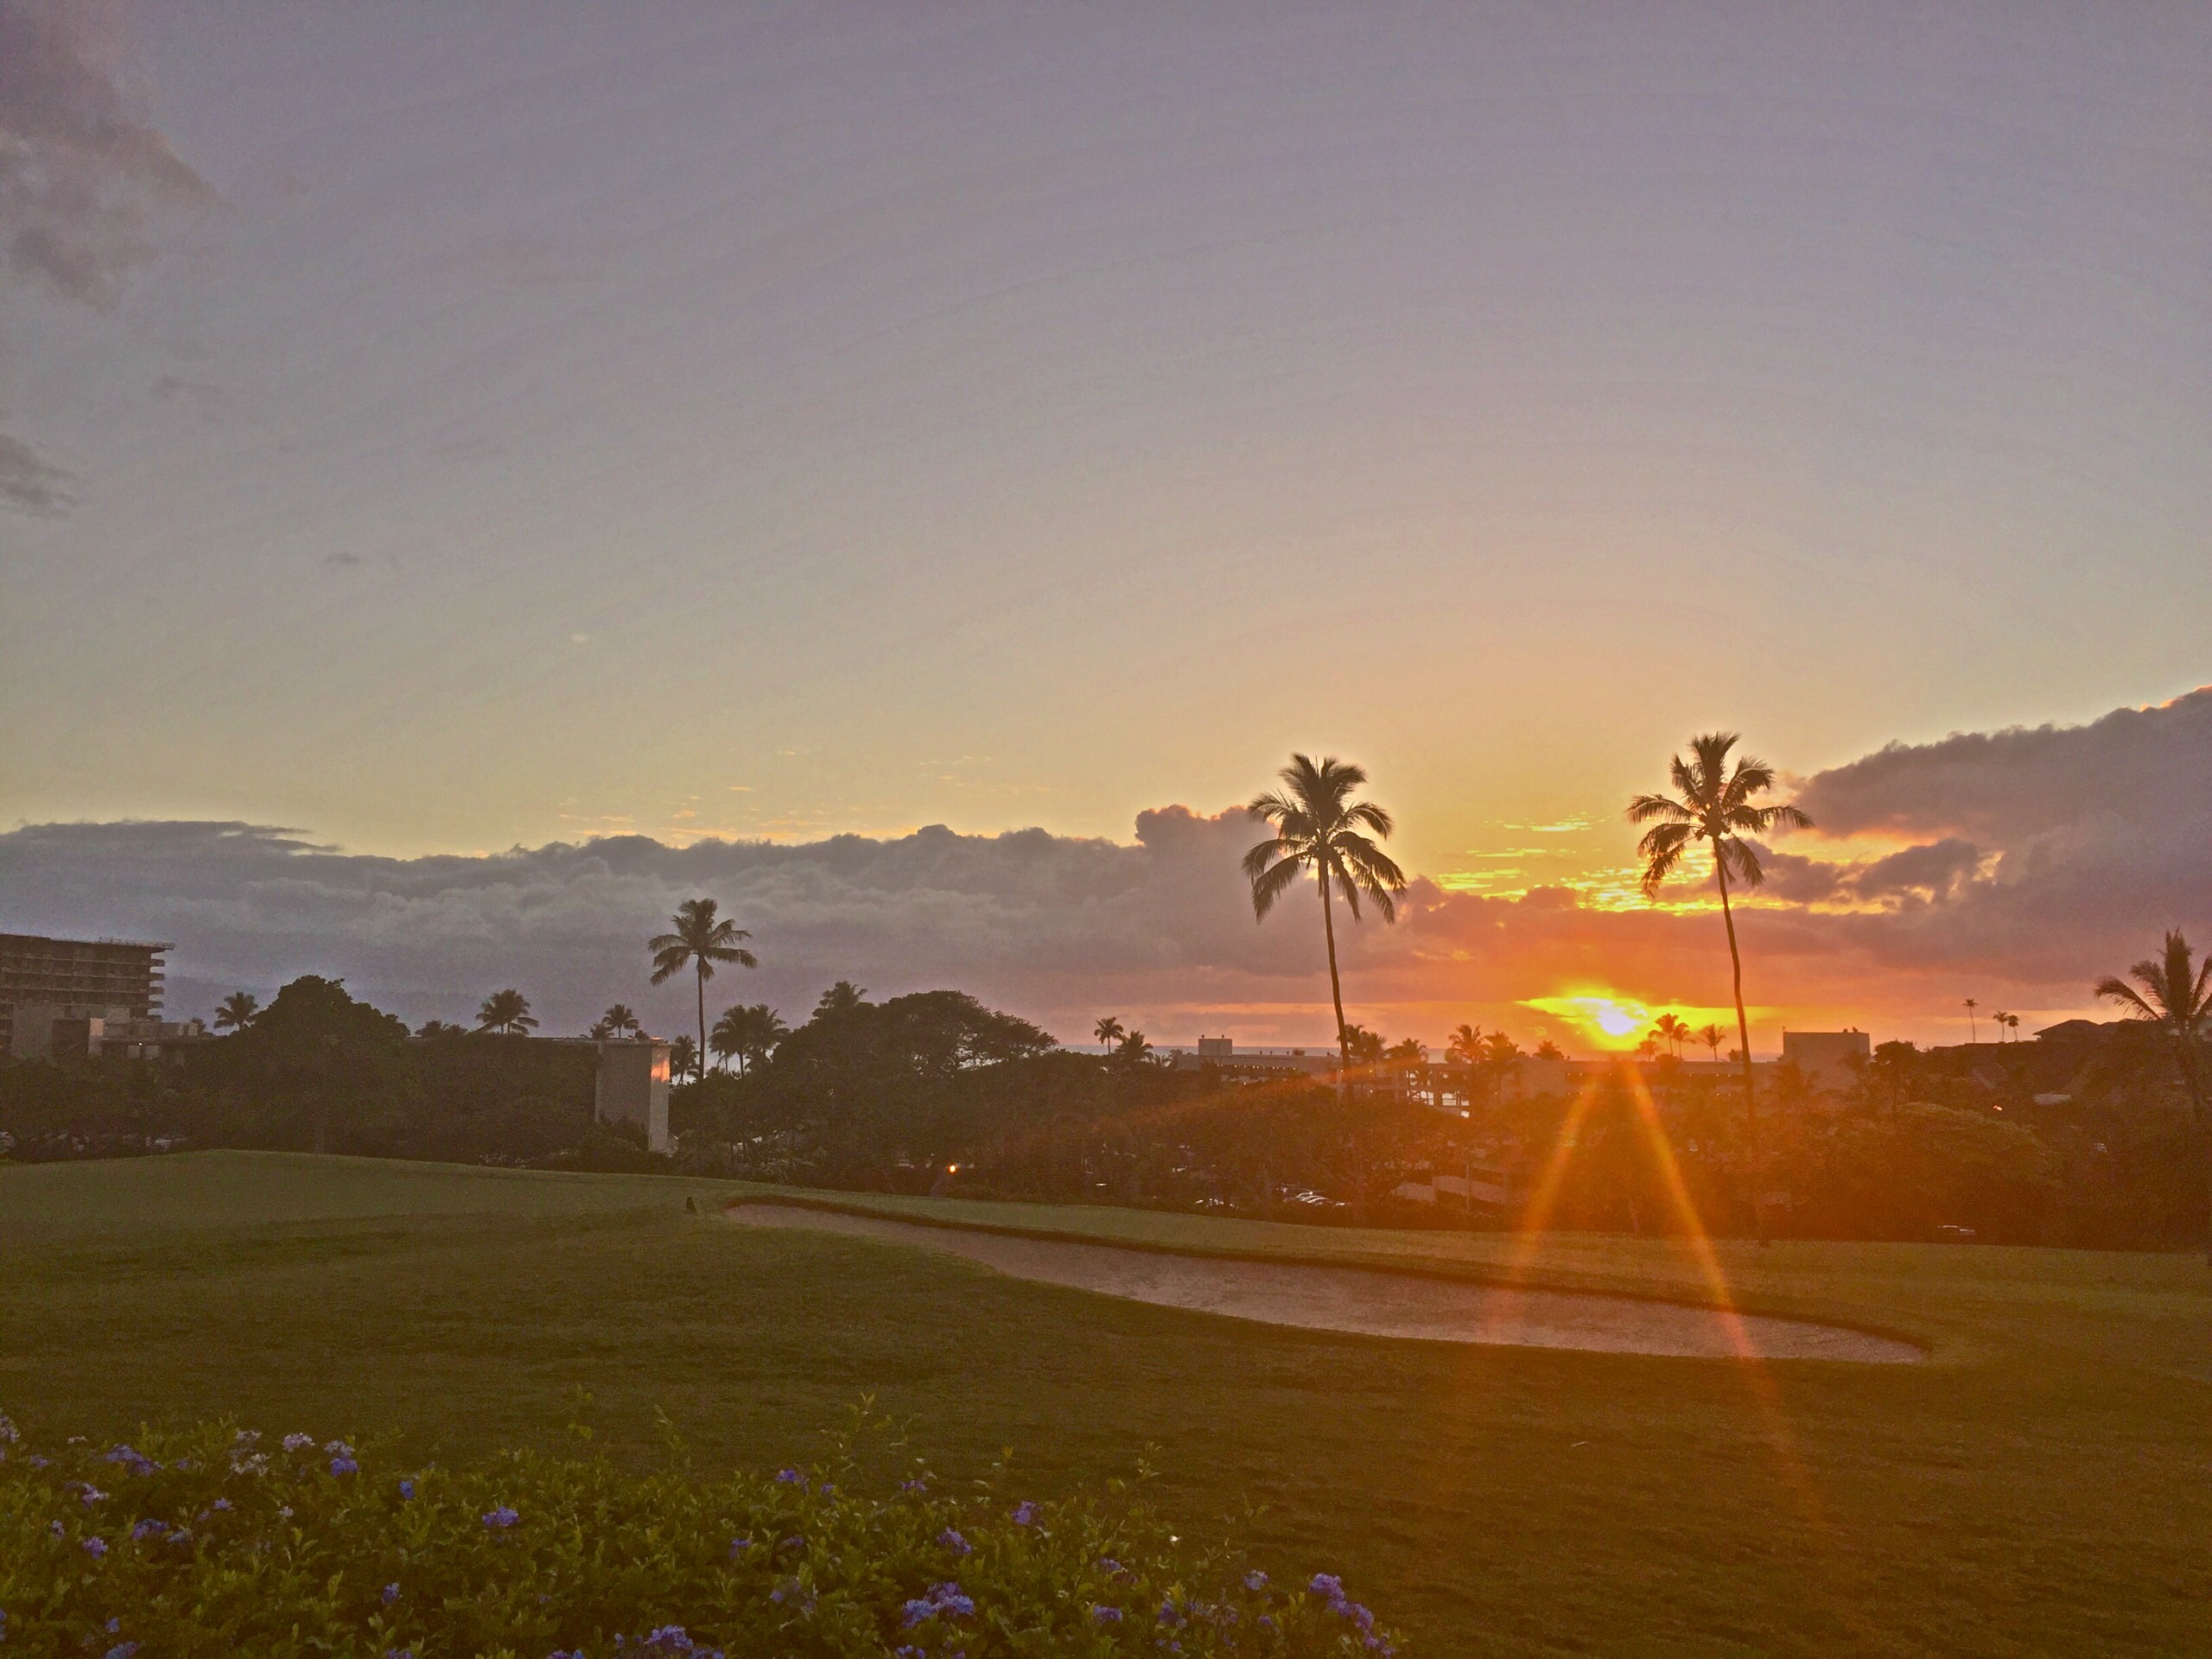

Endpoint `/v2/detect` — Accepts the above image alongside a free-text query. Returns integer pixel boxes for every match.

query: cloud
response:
[0,0,213,306]
[0,428,72,512]
[3,692,2207,1046]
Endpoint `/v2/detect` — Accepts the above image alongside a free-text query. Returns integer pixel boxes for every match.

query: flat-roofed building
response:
[1781,1028,1872,1090]
[1,932,173,1058]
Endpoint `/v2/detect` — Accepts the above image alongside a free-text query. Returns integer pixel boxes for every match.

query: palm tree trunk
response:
[1319,862,1350,1086]
[1715,855,1768,1248]
[695,964,707,1084]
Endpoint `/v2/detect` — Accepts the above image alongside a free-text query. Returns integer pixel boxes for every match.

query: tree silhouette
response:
[2096,930,2212,1264]
[601,1003,641,1039]
[1094,1015,1126,1055]
[1112,1028,1154,1067]
[1654,1012,1690,1058]
[1696,1021,1726,1063]
[1534,1038,1565,1061]
[649,899,757,1080]
[1446,1023,1484,1066]
[213,991,258,1033]
[1628,731,1812,1245]
[2001,1012,2021,1041]
[475,988,537,1035]
[1992,1008,2012,1043]
[668,1033,700,1083]
[1243,753,1408,1085]
[814,980,868,1020]
[1963,998,1980,1044]
[711,1002,789,1076]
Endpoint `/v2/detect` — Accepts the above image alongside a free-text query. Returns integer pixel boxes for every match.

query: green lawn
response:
[3,1153,2206,1657]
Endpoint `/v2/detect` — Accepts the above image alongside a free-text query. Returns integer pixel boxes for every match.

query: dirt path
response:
[727,1204,1923,1363]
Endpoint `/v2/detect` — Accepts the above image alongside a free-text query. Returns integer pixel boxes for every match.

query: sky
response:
[3,3,2209,1052]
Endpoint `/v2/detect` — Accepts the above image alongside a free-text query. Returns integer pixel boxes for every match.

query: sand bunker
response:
[728,1204,1923,1363]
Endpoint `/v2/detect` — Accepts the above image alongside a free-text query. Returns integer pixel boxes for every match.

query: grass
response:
[3,1152,2207,1657]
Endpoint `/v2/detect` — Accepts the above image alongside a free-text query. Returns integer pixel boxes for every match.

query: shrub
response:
[0,1412,1396,1658]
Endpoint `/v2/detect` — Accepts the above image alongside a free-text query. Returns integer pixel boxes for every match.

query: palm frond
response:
[1718,835,1764,888]
[1626,792,1693,825]
[1247,848,1307,919]
[1241,836,1295,882]
[1344,800,1395,838]
[1637,823,1691,896]
[2095,975,2158,1020]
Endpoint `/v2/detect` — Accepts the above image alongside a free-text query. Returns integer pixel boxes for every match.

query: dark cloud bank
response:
[3,690,2207,1042]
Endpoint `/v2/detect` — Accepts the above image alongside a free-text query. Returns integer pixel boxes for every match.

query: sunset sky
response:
[3,3,2209,1052]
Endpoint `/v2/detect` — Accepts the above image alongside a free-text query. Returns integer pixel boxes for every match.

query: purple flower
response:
[283,1433,314,1452]
[383,1582,401,1604]
[1012,1501,1038,1526]
[728,1536,753,1559]
[899,1476,930,1494]
[938,1528,971,1556]
[774,1468,804,1486]
[84,1536,108,1558]
[105,1644,139,1659]
[1092,1605,1124,1624]
[213,1498,232,1512]
[899,1599,933,1629]
[79,1486,107,1506]
[130,1518,167,1541]
[385,1649,414,1659]
[330,1456,359,1477]
[483,1505,520,1530]
[1244,1570,1268,1592]
[1309,1573,1345,1601]
[1099,1557,1127,1577]
[1159,1599,1185,1627]
[398,1479,415,1501]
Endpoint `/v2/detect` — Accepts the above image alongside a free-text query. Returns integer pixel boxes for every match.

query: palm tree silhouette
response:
[1094,1015,1126,1056]
[1447,1023,1484,1066]
[213,991,259,1033]
[1696,1022,1725,1064]
[2097,930,2212,1264]
[601,1003,641,1039]
[1992,1009,2012,1043]
[649,899,757,1080]
[2002,1013,2021,1041]
[1243,753,1408,1084]
[475,988,537,1035]
[813,980,868,1020]
[1963,998,1980,1044]
[1629,732,1812,1245]
[668,1033,700,1084]
[711,1002,788,1076]
[1112,1028,1153,1066]
[1654,1012,1691,1058]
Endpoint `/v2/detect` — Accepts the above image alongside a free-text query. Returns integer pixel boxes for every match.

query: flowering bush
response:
[0,1411,1396,1657]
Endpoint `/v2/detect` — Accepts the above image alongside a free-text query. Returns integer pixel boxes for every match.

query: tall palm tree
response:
[2097,930,2212,1264]
[1654,1012,1691,1058]
[1447,1023,1484,1067]
[1094,1015,1126,1056]
[1963,998,1980,1044]
[1629,732,1812,1245]
[649,898,757,1079]
[476,988,537,1035]
[1243,753,1408,1083]
[2002,1012,2021,1041]
[1696,1022,1726,1064]
[213,991,259,1033]
[1992,1009,2012,1043]
[1482,1030,1521,1109]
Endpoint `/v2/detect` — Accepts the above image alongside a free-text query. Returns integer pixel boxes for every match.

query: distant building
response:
[1,932,197,1059]
[550,1039,673,1153]
[1161,1039,1338,1077]
[1780,1029,1871,1090]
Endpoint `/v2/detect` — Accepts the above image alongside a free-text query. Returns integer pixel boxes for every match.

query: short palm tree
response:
[1446,1023,1484,1066]
[649,899,757,1080]
[1094,1015,1126,1055]
[2097,930,2212,1264]
[711,1002,788,1076]
[213,991,259,1033]
[1654,1012,1690,1058]
[476,988,537,1035]
[1112,1029,1153,1066]
[668,1033,700,1083]
[1696,1021,1726,1063]
[1629,732,1812,1245]
[1243,754,1408,1083]
[601,1003,641,1039]
[2002,1012,2021,1041]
